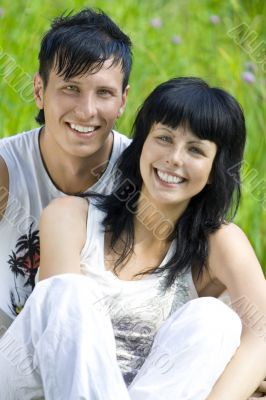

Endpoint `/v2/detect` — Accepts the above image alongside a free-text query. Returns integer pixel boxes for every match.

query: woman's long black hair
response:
[86,77,246,288]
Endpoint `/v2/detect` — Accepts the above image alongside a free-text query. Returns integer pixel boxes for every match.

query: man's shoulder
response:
[110,130,132,158]
[110,130,131,165]
[0,127,40,150]
[112,129,132,147]
[0,127,41,190]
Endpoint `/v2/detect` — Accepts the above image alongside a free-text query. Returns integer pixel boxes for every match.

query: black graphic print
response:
[8,223,40,316]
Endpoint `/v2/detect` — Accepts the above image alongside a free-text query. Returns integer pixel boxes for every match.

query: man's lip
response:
[66,122,100,133]
[67,122,100,128]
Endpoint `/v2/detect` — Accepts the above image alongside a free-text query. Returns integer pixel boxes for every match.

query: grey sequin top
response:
[80,203,198,386]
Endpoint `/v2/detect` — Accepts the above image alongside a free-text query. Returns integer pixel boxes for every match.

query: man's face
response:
[34,59,128,160]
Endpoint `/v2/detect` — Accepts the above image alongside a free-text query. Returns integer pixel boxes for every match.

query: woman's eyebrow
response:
[187,140,209,146]
[156,126,175,134]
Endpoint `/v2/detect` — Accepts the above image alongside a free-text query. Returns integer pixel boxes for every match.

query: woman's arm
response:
[39,196,89,280]
[206,223,266,400]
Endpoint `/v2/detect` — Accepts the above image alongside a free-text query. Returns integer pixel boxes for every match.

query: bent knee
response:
[189,297,242,337]
[34,274,104,307]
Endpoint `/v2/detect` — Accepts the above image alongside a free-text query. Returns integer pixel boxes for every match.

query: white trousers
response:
[0,274,242,400]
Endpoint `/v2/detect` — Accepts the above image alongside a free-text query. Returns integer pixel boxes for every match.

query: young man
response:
[0,8,132,329]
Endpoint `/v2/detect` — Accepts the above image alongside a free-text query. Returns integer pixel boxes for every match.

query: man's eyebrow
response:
[62,79,80,84]
[96,85,118,91]
[62,79,119,91]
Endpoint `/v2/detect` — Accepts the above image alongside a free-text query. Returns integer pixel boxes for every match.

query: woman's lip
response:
[154,168,186,186]
[155,168,187,180]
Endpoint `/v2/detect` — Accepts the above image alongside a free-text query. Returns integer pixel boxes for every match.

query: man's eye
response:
[98,89,112,96]
[66,85,79,92]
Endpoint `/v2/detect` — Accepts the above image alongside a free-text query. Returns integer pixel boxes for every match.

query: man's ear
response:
[34,73,44,109]
[117,85,130,118]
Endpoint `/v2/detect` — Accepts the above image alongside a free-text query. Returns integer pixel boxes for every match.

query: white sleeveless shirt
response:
[0,128,131,318]
[80,202,198,386]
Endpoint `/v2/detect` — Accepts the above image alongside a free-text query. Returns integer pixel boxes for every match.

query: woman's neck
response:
[134,190,189,242]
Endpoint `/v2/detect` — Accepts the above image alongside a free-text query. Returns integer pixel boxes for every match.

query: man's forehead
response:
[49,58,124,83]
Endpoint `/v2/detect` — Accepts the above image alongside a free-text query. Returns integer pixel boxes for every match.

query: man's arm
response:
[0,156,13,335]
[0,156,9,220]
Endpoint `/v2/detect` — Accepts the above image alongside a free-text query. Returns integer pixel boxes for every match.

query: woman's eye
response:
[158,135,172,143]
[189,147,204,155]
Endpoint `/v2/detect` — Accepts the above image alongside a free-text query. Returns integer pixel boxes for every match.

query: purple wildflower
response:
[150,18,162,29]
[209,15,220,25]
[171,35,182,45]
[242,71,256,84]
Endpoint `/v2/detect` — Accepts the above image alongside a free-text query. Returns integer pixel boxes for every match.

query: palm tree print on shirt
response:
[8,222,40,316]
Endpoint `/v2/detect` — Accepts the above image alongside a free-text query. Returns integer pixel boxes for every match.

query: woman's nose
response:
[165,147,184,167]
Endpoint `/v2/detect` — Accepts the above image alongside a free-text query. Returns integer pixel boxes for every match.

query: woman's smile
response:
[139,123,217,211]
[155,168,187,186]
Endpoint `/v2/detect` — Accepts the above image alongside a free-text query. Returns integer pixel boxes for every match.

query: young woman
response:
[0,77,265,400]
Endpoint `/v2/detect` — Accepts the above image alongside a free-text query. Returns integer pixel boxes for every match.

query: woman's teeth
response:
[157,169,185,184]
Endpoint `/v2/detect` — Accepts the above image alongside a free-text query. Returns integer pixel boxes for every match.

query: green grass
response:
[0,0,265,273]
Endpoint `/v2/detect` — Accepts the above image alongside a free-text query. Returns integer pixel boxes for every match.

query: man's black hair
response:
[36,8,132,124]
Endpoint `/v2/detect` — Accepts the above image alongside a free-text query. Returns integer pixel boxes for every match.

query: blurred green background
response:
[0,0,265,273]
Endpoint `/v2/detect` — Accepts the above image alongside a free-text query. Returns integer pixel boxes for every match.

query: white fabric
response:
[0,128,130,320]
[0,309,13,338]
[0,275,242,399]
[80,202,198,385]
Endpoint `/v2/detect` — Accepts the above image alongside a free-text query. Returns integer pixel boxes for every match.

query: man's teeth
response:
[157,170,185,184]
[70,123,96,133]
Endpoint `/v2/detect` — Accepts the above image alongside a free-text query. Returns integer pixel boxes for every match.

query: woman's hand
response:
[249,379,266,398]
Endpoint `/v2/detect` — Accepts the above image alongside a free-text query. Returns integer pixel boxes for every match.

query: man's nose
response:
[74,94,97,121]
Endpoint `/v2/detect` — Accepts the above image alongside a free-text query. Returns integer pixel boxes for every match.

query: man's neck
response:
[39,129,114,194]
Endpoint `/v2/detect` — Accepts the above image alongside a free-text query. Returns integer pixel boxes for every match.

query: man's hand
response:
[249,380,266,399]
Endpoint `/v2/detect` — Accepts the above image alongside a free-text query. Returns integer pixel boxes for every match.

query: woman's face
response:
[139,123,217,214]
